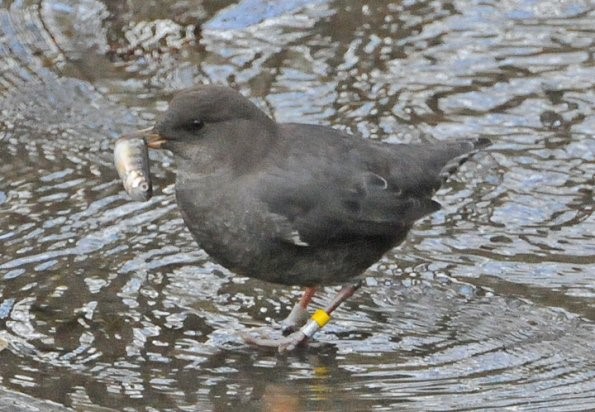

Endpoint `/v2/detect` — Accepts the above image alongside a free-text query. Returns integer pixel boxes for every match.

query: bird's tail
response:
[439,137,492,181]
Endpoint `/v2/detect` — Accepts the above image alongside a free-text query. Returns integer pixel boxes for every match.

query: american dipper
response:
[125,85,489,351]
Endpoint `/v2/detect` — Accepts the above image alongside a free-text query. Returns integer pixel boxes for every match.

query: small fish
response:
[114,135,152,201]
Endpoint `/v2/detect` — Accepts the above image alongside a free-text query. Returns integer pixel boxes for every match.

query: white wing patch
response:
[289,230,309,246]
[270,212,310,247]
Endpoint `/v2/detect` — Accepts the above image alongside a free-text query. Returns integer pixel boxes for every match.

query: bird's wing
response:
[258,165,440,246]
[257,124,487,246]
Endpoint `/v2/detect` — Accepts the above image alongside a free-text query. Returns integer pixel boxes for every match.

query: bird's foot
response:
[241,328,308,353]
[243,283,361,352]
[243,308,332,352]
[277,302,309,336]
[241,303,311,351]
[277,331,308,352]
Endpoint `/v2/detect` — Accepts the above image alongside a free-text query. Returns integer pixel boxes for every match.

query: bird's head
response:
[129,85,277,163]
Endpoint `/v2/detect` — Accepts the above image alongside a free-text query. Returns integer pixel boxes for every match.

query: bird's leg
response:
[278,281,363,353]
[323,280,363,314]
[243,281,363,352]
[277,281,363,352]
[280,287,316,336]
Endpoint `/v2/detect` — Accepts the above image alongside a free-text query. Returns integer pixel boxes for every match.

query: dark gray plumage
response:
[150,85,489,287]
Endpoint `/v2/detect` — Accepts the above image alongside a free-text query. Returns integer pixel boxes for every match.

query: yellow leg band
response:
[311,309,331,327]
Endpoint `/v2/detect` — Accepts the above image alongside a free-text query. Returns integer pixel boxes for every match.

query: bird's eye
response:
[185,119,204,131]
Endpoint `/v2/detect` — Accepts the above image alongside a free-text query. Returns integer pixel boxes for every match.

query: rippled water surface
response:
[1,0,594,410]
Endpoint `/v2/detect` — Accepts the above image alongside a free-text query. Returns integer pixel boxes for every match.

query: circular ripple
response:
[0,0,593,410]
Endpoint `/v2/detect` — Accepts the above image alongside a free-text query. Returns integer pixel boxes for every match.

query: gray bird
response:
[123,85,490,352]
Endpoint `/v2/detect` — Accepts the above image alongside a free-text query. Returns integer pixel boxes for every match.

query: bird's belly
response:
[175,183,401,287]
[181,210,392,286]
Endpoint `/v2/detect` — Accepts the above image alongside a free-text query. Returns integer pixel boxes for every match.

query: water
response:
[0,0,594,410]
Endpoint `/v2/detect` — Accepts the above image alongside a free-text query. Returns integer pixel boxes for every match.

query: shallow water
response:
[0,0,594,410]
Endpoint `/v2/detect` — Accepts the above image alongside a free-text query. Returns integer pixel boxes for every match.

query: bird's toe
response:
[277,331,308,353]
[241,328,308,352]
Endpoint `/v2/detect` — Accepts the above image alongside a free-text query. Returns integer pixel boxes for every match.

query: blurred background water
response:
[0,0,593,410]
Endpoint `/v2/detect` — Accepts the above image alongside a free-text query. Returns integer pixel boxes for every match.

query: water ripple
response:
[0,0,593,410]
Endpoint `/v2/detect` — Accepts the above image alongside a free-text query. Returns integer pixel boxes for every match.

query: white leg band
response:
[300,320,321,338]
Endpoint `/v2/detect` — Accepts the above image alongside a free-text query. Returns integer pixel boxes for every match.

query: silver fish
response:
[114,135,152,201]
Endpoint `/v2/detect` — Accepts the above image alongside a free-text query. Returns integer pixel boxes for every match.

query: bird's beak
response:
[121,127,166,149]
